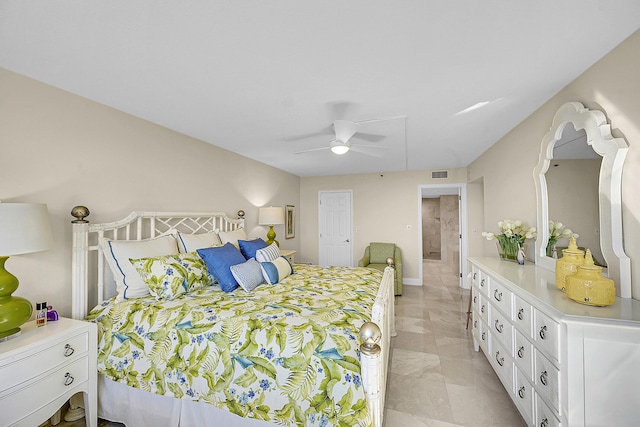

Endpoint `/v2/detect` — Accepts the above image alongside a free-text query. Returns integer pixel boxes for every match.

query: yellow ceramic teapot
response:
[555,236,584,292]
[565,249,616,306]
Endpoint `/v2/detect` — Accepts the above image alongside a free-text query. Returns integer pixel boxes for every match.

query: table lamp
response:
[0,202,53,339]
[259,206,284,247]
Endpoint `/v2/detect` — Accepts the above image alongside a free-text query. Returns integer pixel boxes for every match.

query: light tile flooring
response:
[46,259,524,427]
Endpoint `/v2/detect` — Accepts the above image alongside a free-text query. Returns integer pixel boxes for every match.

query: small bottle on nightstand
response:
[36,302,47,327]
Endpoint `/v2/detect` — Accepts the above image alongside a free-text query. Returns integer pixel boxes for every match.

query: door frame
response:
[318,190,354,267]
[417,183,468,288]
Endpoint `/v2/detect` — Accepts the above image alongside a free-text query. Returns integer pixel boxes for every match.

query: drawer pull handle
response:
[481,305,485,314]
[540,370,548,386]
[518,386,525,399]
[473,272,477,280]
[473,295,477,304]
[64,344,75,357]
[481,332,486,341]
[474,320,477,328]
[517,346,525,358]
[517,308,524,321]
[494,289,502,301]
[539,325,547,340]
[495,351,504,367]
[540,418,549,427]
[494,319,503,333]
[64,372,75,386]
[481,279,486,287]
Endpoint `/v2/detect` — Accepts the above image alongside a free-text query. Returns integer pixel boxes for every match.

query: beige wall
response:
[0,68,300,317]
[468,29,640,299]
[299,169,467,283]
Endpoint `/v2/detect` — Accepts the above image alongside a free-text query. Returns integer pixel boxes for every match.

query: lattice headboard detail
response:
[70,206,245,319]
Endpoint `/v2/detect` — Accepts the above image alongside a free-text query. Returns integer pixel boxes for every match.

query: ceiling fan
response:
[295,116,405,157]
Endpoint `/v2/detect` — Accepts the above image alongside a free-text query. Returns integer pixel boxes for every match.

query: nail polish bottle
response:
[36,302,47,327]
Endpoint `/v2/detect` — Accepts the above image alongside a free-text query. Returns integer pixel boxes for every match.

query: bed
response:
[70,207,395,427]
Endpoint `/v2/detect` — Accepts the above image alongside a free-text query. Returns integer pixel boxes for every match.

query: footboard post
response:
[359,322,383,427]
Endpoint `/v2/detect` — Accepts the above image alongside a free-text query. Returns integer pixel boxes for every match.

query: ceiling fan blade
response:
[333,120,360,143]
[295,146,330,155]
[283,126,333,142]
[351,132,386,143]
[349,145,386,158]
[355,115,407,125]
[351,143,389,150]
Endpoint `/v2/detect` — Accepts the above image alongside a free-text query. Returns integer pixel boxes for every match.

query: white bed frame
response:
[70,206,395,427]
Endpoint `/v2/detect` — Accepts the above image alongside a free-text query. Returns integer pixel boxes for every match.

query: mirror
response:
[534,102,631,298]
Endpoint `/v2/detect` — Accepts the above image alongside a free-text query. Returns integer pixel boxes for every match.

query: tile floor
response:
[45,259,524,427]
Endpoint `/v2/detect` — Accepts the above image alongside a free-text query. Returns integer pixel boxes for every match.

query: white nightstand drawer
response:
[0,330,88,391]
[0,356,88,426]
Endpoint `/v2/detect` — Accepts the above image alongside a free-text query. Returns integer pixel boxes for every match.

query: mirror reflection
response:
[546,124,605,266]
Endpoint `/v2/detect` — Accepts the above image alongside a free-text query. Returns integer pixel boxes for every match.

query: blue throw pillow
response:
[260,256,294,285]
[197,243,246,292]
[238,238,267,260]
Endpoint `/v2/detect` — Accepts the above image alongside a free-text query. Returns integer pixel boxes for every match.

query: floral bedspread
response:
[87,264,382,427]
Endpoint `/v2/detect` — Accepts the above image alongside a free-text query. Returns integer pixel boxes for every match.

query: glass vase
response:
[497,238,521,261]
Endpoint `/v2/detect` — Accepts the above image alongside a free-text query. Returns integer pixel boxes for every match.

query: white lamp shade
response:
[259,206,284,225]
[0,203,54,256]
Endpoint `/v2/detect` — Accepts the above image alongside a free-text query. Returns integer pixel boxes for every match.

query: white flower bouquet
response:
[546,220,578,258]
[482,219,537,261]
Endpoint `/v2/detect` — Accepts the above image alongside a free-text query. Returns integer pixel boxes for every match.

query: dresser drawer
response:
[534,350,560,413]
[514,368,535,424]
[489,305,513,352]
[514,329,533,379]
[0,356,88,426]
[478,318,490,354]
[489,278,513,317]
[513,295,533,337]
[535,393,561,427]
[490,337,514,392]
[477,271,489,296]
[0,330,88,391]
[534,310,560,362]
[479,294,489,324]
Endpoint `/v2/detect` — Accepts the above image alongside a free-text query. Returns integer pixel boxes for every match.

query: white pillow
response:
[218,228,247,248]
[255,242,281,263]
[177,231,222,253]
[100,234,178,300]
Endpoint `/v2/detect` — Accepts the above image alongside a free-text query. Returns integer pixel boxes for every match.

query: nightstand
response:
[280,249,296,264]
[0,318,97,427]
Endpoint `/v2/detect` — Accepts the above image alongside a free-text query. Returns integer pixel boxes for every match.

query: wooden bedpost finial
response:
[386,257,395,267]
[71,205,90,223]
[359,321,382,356]
[237,210,245,219]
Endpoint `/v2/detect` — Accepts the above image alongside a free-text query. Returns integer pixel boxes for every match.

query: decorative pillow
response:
[177,231,222,253]
[260,256,293,285]
[369,242,396,264]
[218,228,248,249]
[238,238,267,260]
[100,234,179,300]
[130,252,213,300]
[255,242,281,263]
[197,243,246,292]
[230,258,265,292]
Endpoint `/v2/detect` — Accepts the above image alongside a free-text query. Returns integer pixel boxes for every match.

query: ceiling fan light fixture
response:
[330,144,350,155]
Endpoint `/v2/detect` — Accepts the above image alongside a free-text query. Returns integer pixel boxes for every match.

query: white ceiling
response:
[2,1,639,177]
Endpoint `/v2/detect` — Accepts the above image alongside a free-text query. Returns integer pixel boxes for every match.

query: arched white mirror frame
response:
[534,102,631,298]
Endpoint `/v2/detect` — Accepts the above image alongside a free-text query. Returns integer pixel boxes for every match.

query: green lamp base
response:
[0,256,34,339]
[265,225,279,247]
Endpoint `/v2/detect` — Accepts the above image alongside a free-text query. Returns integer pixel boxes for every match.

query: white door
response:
[319,191,353,267]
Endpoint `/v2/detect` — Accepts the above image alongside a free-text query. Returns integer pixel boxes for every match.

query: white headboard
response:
[70,206,245,320]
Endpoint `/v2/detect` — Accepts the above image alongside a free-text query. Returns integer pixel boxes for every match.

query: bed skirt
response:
[98,374,277,427]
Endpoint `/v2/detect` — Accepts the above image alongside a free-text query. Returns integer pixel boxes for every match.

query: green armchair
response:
[358,242,402,295]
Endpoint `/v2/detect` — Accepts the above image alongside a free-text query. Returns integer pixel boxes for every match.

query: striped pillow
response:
[230,258,265,292]
[255,243,281,263]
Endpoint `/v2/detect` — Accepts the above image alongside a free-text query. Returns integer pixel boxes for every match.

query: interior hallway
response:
[383,259,525,426]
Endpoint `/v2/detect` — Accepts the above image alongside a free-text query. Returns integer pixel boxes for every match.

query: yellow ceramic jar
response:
[566,249,615,306]
[555,236,584,292]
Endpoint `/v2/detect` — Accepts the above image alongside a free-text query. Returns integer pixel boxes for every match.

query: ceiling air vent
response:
[431,170,448,179]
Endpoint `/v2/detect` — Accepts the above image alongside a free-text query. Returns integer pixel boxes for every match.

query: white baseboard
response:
[402,278,422,286]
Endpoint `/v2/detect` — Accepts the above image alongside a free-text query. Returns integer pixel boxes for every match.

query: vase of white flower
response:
[546,220,578,258]
[482,220,537,263]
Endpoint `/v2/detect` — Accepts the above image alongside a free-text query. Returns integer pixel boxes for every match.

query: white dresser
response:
[469,257,640,427]
[0,318,97,427]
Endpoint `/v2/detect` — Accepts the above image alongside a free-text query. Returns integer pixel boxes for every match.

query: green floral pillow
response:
[130,252,214,300]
